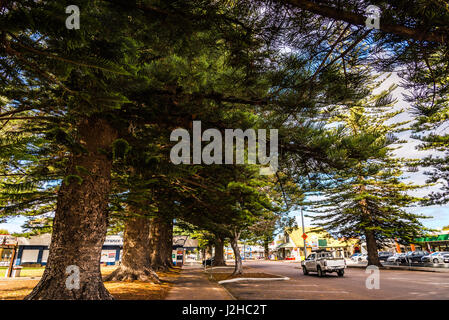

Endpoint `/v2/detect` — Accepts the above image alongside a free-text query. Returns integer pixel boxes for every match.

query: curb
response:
[216,281,237,300]
[206,266,235,270]
[218,276,290,284]
[203,268,237,300]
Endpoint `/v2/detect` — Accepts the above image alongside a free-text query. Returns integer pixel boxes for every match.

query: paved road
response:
[222,260,449,300]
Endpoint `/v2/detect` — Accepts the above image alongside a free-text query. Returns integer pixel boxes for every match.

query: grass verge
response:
[0,266,181,300]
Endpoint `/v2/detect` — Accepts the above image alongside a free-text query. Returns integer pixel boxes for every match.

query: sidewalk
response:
[165,265,233,300]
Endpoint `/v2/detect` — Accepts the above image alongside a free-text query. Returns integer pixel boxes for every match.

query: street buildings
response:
[0,233,199,267]
[274,227,360,261]
[272,227,449,260]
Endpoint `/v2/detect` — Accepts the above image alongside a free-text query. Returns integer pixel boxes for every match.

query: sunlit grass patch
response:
[0,266,181,300]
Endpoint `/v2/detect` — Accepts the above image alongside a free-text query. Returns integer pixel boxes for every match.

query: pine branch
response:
[282,0,449,43]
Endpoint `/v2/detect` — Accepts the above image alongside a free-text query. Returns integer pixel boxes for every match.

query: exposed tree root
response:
[104,266,160,283]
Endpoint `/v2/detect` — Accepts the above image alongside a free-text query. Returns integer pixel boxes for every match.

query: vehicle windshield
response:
[320,252,333,258]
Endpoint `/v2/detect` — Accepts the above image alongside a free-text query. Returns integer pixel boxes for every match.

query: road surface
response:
[221,260,449,300]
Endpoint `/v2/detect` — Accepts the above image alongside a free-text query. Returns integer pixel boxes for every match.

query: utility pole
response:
[301,207,307,259]
[6,243,17,278]
[243,241,246,261]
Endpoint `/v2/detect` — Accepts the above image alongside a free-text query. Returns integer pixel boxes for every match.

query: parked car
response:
[387,253,405,264]
[424,251,449,263]
[421,252,435,262]
[350,253,362,262]
[405,251,429,263]
[202,258,214,266]
[421,252,440,263]
[350,253,367,262]
[378,251,393,262]
[444,253,449,263]
[399,251,413,263]
[302,250,346,277]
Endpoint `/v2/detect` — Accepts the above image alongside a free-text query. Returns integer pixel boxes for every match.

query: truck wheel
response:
[302,267,309,275]
[317,266,323,277]
[337,270,344,277]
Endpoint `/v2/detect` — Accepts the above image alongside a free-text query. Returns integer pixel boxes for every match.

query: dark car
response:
[202,258,214,266]
[405,251,429,263]
[444,253,449,263]
[378,251,393,262]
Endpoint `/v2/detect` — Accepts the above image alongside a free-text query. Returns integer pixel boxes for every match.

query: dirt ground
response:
[0,266,181,300]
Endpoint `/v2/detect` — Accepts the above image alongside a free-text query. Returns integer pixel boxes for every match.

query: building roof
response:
[183,237,199,248]
[15,233,200,249]
[276,243,295,249]
[0,234,17,246]
[287,227,358,248]
[172,235,199,248]
[17,233,51,246]
[173,235,188,247]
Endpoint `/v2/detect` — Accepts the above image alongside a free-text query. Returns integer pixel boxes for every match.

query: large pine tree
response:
[306,84,428,266]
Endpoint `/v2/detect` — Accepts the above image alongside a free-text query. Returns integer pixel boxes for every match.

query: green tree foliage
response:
[1,0,446,298]
[305,82,428,265]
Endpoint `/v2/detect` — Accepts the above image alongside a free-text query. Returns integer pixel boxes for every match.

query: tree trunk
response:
[149,216,173,270]
[264,237,270,260]
[212,236,226,266]
[104,215,159,283]
[365,229,381,267]
[164,219,174,268]
[230,232,243,275]
[205,245,213,259]
[25,117,117,300]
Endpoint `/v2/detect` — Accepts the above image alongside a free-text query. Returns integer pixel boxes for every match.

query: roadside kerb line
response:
[218,275,290,284]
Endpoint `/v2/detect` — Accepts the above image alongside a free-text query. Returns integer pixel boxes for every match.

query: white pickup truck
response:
[301,250,346,277]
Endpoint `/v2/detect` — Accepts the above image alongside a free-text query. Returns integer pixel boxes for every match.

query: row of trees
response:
[0,0,448,298]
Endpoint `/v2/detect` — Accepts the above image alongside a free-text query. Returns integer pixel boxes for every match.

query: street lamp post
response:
[301,207,307,259]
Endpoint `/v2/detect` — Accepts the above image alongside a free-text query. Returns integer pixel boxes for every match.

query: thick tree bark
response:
[230,232,243,275]
[104,215,159,283]
[365,229,381,267]
[149,216,173,270]
[25,117,117,300]
[205,245,213,259]
[164,219,174,268]
[263,237,270,260]
[212,236,226,266]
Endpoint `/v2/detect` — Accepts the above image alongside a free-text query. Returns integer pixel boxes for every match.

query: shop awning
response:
[276,243,295,250]
[415,234,449,242]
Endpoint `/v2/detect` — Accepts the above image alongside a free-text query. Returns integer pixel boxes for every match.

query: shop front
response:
[414,233,449,252]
